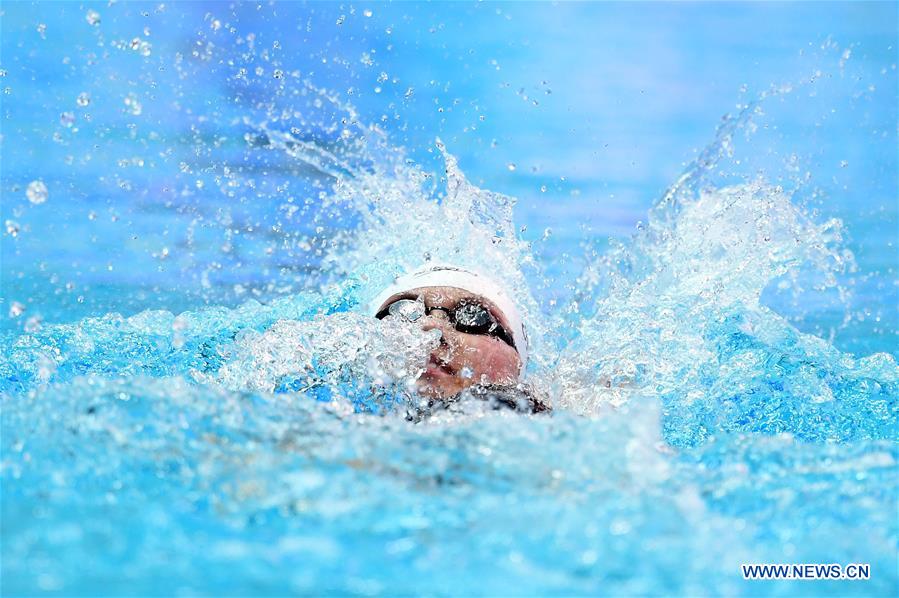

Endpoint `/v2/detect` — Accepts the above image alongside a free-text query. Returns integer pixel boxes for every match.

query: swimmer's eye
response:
[377,298,515,349]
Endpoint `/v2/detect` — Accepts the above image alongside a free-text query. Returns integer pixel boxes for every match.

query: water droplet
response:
[840,160,849,168]
[460,367,474,379]
[124,93,142,116]
[130,37,152,56]
[24,316,42,333]
[507,163,516,172]
[26,180,49,204]
[540,185,547,193]
[273,69,283,79]
[36,23,47,38]
[610,518,632,536]
[363,9,373,17]
[403,87,414,100]
[76,92,91,107]
[9,301,25,318]
[85,9,101,26]
[59,111,76,127]
[335,15,346,26]
[5,220,20,236]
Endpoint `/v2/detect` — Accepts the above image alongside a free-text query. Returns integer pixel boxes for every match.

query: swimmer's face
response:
[376,286,521,399]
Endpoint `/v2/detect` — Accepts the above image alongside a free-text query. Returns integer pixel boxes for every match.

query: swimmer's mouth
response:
[426,354,456,376]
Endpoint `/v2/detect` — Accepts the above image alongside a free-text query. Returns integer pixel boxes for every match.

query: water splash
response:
[3,85,895,594]
[215,312,440,412]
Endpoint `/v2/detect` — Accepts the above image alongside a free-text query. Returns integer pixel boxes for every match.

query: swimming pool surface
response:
[2,2,897,595]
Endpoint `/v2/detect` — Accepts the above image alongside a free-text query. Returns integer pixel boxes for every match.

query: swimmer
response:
[370,264,549,414]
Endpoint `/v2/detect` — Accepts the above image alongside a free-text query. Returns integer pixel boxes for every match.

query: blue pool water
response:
[1,2,897,596]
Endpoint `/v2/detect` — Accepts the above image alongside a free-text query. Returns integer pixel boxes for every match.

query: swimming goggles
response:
[376,297,516,349]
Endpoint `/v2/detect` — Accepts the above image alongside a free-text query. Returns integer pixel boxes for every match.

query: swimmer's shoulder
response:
[467,383,552,414]
[408,383,551,421]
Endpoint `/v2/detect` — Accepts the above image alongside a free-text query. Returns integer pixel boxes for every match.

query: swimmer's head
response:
[371,264,528,399]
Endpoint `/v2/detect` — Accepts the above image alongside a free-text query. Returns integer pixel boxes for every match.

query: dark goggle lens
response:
[378,298,515,348]
[453,302,495,334]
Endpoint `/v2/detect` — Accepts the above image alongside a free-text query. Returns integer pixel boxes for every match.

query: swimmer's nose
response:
[420,315,458,364]
[420,312,455,340]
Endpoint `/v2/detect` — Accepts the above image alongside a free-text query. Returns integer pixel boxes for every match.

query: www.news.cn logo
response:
[742,563,870,580]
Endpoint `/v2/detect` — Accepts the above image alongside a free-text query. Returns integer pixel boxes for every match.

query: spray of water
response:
[1,12,896,593]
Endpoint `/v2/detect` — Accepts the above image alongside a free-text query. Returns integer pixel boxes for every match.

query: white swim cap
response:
[369,264,528,370]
